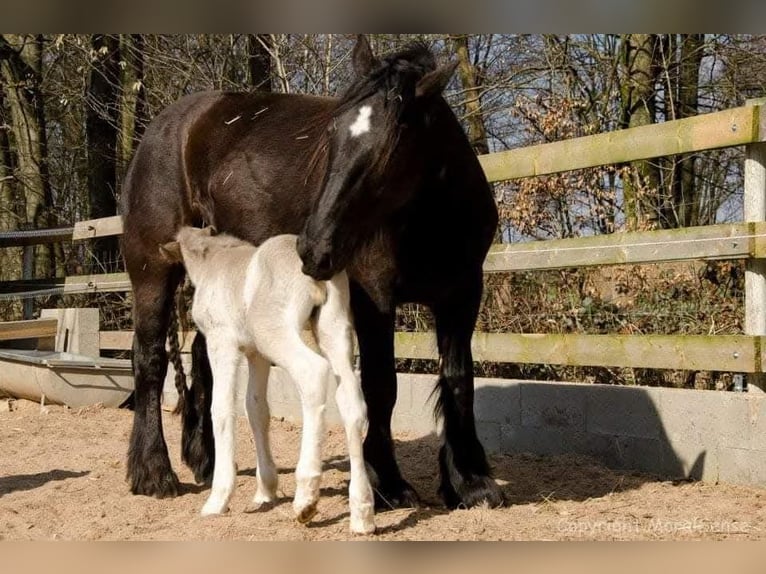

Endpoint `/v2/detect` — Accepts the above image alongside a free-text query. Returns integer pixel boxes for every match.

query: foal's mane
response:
[303,41,438,184]
[205,232,252,251]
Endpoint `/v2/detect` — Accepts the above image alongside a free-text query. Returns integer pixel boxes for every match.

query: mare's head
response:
[297,35,457,280]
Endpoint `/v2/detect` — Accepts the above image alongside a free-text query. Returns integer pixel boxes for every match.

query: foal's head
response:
[160,226,249,284]
[297,35,457,280]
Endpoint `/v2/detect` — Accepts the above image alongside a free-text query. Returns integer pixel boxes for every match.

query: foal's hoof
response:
[350,510,376,535]
[244,497,278,514]
[294,501,318,524]
[350,521,376,535]
[201,501,230,516]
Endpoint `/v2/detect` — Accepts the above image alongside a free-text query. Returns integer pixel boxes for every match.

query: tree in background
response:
[1,34,766,279]
[450,34,489,155]
[247,34,272,91]
[620,33,662,231]
[119,34,147,182]
[85,34,120,272]
[0,34,55,278]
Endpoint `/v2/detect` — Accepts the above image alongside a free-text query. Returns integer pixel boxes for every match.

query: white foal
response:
[161,226,375,534]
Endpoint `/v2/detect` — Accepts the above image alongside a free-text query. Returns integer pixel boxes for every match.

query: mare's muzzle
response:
[296,232,336,281]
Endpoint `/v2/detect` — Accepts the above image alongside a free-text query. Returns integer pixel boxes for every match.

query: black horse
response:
[121,35,503,510]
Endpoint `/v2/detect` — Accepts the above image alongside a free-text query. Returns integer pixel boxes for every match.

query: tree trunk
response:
[119,34,146,183]
[620,34,661,231]
[86,34,120,272]
[0,88,24,288]
[672,34,704,227]
[0,34,55,278]
[450,34,489,155]
[247,34,272,91]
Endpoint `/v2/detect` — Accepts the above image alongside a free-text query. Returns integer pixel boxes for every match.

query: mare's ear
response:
[159,241,183,263]
[352,34,377,76]
[415,61,458,99]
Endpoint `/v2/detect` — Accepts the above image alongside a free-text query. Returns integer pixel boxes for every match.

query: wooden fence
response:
[4,100,766,387]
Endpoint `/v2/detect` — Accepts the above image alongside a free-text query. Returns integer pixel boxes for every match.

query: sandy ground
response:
[1,398,765,541]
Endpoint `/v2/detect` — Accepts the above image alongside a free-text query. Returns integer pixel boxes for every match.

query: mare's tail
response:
[167,284,188,415]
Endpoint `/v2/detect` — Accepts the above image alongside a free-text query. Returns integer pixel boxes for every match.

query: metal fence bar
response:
[0,226,75,248]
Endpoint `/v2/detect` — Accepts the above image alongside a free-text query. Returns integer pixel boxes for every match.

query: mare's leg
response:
[350,282,419,509]
[244,351,278,509]
[432,273,504,509]
[181,332,215,484]
[200,336,241,515]
[126,269,183,498]
[316,279,375,534]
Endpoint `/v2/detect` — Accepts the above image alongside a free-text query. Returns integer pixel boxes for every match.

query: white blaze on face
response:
[349,105,372,137]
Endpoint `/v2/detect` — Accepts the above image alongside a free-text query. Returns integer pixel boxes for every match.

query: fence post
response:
[21,238,34,321]
[744,98,766,392]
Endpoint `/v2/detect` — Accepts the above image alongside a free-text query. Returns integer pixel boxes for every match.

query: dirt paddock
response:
[1,398,765,540]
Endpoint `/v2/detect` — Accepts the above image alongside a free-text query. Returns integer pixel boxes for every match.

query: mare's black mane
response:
[335,42,436,116]
[305,42,438,185]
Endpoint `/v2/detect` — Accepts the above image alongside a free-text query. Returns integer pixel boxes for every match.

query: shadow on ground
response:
[0,469,90,497]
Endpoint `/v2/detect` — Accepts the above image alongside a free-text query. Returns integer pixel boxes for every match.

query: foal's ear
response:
[352,34,377,76]
[415,61,458,99]
[159,241,183,263]
[201,225,217,236]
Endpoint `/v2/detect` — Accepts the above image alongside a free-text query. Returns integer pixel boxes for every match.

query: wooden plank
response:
[479,106,761,182]
[100,330,195,353]
[484,222,766,272]
[72,215,123,240]
[395,332,762,372]
[63,273,131,294]
[103,329,762,372]
[0,318,58,341]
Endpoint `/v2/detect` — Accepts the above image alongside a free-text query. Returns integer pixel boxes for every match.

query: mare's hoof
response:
[182,429,215,486]
[373,480,421,511]
[128,467,181,499]
[441,474,505,510]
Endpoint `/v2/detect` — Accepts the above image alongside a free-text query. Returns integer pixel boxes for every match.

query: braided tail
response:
[167,285,187,415]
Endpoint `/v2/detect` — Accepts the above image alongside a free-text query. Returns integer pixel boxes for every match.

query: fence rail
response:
[485,221,766,271]
[478,104,765,182]
[0,318,57,342]
[3,103,766,379]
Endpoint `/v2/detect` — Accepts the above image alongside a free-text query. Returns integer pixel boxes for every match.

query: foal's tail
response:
[167,284,188,415]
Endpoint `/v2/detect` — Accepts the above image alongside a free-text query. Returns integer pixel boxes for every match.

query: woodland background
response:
[2,34,765,388]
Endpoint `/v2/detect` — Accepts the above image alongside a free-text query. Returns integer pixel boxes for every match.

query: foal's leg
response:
[432,274,504,509]
[350,282,419,509]
[316,279,375,534]
[262,330,330,524]
[287,347,330,523]
[201,336,241,516]
[244,351,278,510]
[126,268,183,498]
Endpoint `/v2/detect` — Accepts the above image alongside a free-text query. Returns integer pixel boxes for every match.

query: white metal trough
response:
[0,348,133,408]
[0,309,134,408]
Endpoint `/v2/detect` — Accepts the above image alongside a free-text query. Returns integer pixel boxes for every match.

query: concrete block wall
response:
[162,364,766,487]
[40,308,100,356]
[470,378,766,486]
